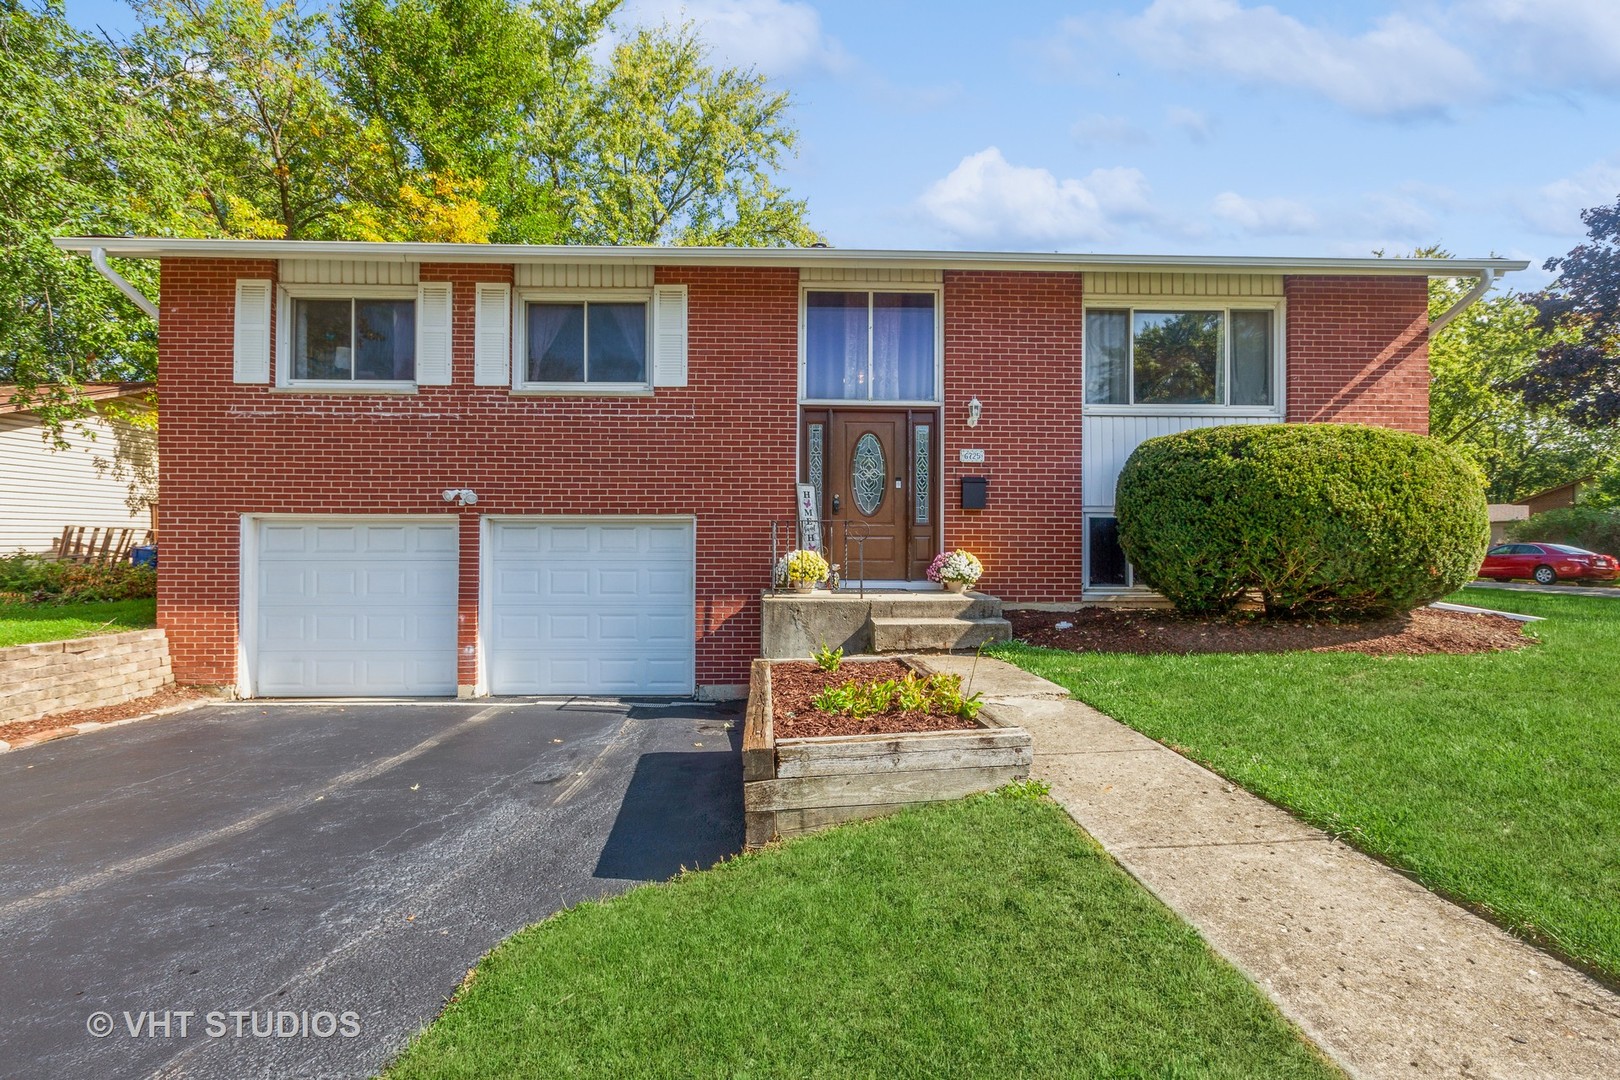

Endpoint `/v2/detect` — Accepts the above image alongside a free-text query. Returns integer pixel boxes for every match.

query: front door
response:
[828,411,907,580]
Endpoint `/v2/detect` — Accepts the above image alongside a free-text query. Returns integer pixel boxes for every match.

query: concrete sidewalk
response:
[919,655,1620,1080]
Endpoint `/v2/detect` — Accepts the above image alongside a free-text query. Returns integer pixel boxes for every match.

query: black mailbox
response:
[961,476,988,510]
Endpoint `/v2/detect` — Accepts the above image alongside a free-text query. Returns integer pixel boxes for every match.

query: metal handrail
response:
[768,518,871,597]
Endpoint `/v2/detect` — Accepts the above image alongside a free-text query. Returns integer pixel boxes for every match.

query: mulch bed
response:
[1008,605,1535,657]
[771,659,982,739]
[0,684,211,745]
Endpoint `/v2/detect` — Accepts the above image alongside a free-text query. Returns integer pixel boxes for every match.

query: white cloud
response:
[617,0,851,76]
[1070,114,1151,145]
[1165,105,1211,141]
[1473,0,1620,94]
[918,147,1157,245]
[1519,158,1620,235]
[1059,1,1620,118]
[1211,192,1318,235]
[1113,0,1485,116]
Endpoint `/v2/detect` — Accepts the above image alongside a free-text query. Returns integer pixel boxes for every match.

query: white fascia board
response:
[51,236,1530,277]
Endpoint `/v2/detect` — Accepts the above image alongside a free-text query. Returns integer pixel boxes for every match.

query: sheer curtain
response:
[528,304,585,381]
[873,293,934,400]
[588,302,648,382]
[1084,310,1130,404]
[805,292,868,399]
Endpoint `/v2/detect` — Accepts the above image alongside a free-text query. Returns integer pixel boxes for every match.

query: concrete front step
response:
[870,616,1012,653]
[864,592,1003,620]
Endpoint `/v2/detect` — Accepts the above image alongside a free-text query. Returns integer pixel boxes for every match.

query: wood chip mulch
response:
[0,684,212,745]
[771,660,982,739]
[1008,605,1535,657]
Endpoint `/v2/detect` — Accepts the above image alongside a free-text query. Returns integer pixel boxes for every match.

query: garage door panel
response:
[252,521,457,697]
[487,521,694,696]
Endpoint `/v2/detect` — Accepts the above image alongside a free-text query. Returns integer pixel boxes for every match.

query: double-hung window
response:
[1085,306,1277,408]
[288,296,416,385]
[803,290,939,402]
[520,294,650,390]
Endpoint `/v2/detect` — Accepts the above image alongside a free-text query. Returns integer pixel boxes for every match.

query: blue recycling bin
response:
[130,545,158,569]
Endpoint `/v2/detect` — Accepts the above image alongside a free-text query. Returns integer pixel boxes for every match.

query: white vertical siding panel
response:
[1084,272,1283,297]
[514,264,655,288]
[1082,413,1280,508]
[279,260,419,285]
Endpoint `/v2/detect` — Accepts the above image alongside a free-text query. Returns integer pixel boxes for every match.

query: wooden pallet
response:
[53,526,152,566]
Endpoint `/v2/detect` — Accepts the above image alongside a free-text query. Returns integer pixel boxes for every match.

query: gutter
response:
[1428,267,1497,335]
[89,246,159,324]
[54,236,1532,279]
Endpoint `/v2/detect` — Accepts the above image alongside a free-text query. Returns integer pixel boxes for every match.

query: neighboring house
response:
[54,238,1525,700]
[1486,477,1592,542]
[0,383,156,554]
[1521,477,1592,516]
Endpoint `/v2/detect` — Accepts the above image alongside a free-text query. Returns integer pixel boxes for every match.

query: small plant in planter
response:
[927,549,983,592]
[812,640,843,672]
[776,548,830,592]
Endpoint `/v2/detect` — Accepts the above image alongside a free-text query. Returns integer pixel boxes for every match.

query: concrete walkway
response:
[917,655,1620,1080]
[1466,581,1620,598]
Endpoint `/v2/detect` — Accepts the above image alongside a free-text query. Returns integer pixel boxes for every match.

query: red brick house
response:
[55,239,1523,700]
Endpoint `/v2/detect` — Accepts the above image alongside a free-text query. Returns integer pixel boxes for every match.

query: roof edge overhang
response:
[52,237,1530,278]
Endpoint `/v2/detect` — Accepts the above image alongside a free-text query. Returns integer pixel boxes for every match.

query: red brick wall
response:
[1284,275,1430,433]
[941,270,1086,602]
[157,259,799,689]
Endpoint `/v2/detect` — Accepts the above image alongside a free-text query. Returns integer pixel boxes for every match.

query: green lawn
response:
[992,590,1620,982]
[387,794,1340,1080]
[0,598,156,648]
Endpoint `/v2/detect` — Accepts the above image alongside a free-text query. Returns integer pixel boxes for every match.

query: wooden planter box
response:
[741,658,1033,848]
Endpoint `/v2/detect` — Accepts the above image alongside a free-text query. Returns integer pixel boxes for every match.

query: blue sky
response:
[67,0,1620,289]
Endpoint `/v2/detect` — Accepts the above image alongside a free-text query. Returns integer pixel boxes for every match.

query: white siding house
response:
[0,385,156,555]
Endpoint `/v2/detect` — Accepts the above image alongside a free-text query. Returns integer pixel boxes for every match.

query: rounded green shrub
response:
[1115,423,1489,617]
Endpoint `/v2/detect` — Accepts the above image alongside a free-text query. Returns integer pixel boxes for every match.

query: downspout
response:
[89,246,159,324]
[1428,267,1497,335]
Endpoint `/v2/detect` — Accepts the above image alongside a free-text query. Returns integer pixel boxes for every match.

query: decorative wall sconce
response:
[442,488,478,506]
[966,396,983,428]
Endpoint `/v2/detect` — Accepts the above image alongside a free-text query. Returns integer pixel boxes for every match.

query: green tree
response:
[1428,274,1618,502]
[335,0,818,245]
[0,0,198,418]
[130,0,370,240]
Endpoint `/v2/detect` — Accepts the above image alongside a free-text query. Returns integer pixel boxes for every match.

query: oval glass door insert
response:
[852,432,885,515]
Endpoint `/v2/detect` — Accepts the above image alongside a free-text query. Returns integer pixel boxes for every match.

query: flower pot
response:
[943,581,968,593]
[789,582,815,594]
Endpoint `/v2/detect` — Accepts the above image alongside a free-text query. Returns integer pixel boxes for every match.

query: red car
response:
[1480,542,1620,585]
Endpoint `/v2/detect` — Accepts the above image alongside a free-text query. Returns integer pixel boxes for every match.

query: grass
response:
[387,795,1340,1080]
[0,598,156,648]
[991,589,1620,982]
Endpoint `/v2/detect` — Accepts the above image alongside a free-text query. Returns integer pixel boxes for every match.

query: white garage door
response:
[486,520,695,696]
[251,520,458,697]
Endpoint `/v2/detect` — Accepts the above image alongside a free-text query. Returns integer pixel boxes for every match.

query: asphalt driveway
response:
[0,698,744,1079]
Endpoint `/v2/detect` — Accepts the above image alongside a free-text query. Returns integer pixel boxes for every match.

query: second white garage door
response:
[485,519,695,696]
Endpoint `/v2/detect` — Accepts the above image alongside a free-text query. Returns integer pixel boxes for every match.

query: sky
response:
[65,0,1620,290]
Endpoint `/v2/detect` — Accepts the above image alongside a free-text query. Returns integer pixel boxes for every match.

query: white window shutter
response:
[232,280,272,384]
[474,283,511,386]
[416,282,453,385]
[651,284,688,387]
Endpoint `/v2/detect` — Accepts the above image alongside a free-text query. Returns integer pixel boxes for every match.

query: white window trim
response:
[798,284,945,407]
[512,288,654,395]
[276,284,420,392]
[1082,296,1286,417]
